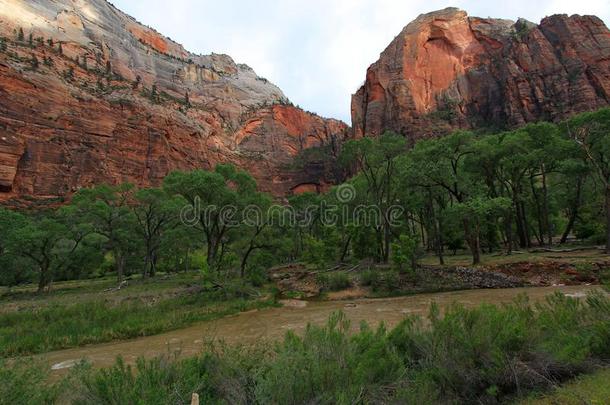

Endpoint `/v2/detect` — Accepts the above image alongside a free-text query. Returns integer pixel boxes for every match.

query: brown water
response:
[42,285,598,373]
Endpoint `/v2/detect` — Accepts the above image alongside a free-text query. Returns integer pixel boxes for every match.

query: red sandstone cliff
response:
[352,8,610,141]
[0,0,347,202]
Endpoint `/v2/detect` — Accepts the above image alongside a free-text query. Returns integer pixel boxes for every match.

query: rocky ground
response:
[270,254,608,300]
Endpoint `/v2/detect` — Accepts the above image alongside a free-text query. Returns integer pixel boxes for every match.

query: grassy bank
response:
[518,368,610,404]
[3,290,608,404]
[0,273,276,357]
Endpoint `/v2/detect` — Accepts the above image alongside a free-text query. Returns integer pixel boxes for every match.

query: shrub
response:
[359,269,379,286]
[0,359,60,404]
[391,234,419,274]
[317,272,351,291]
[366,270,401,293]
[255,312,403,403]
[25,291,610,404]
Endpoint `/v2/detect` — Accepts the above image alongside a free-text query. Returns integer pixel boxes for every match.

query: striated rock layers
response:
[0,0,347,202]
[2,3,609,203]
[352,8,610,141]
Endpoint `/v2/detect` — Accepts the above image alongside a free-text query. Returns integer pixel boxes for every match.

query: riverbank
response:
[0,273,277,357]
[36,285,600,374]
[272,249,608,300]
[1,247,606,358]
[3,287,608,404]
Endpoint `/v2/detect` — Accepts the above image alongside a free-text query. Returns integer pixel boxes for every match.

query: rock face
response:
[352,8,610,140]
[0,0,347,202]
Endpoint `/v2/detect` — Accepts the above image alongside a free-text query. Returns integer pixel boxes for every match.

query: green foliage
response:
[317,272,351,291]
[302,232,340,270]
[255,312,402,403]
[0,359,60,404]
[29,53,38,70]
[391,234,418,273]
[0,291,272,357]
[359,269,379,286]
[42,291,610,404]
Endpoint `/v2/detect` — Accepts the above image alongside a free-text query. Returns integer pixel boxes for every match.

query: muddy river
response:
[42,285,599,373]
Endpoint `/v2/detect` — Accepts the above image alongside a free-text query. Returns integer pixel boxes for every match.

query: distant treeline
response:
[1,108,609,290]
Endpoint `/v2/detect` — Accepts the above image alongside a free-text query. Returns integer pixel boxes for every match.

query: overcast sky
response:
[112,0,610,123]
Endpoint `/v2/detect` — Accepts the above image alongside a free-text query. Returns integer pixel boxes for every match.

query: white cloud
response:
[113,0,610,123]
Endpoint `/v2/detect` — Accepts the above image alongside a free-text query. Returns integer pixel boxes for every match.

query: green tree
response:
[566,108,610,252]
[407,131,489,263]
[131,188,184,278]
[340,132,407,262]
[448,197,511,264]
[72,184,136,284]
[30,54,39,70]
[164,165,257,270]
[4,211,92,293]
[391,234,419,274]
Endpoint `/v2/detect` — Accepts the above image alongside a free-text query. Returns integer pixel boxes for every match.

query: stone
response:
[352,8,610,141]
[0,0,347,203]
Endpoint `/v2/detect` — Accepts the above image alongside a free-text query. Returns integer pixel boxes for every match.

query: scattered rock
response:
[51,359,79,370]
[278,299,308,308]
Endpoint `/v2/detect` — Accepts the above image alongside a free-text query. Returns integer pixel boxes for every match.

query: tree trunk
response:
[560,177,582,244]
[37,262,51,293]
[541,166,552,246]
[206,237,220,270]
[513,189,528,249]
[115,251,125,284]
[530,176,545,246]
[431,200,444,265]
[463,219,481,265]
[340,235,352,262]
[505,213,513,255]
[240,245,255,278]
[518,200,531,248]
[383,223,391,263]
[606,185,610,253]
[436,218,445,266]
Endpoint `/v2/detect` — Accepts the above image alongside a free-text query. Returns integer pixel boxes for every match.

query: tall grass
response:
[0,292,274,357]
[5,290,606,404]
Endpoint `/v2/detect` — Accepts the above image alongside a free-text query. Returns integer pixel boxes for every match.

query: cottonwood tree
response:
[164,164,257,270]
[72,184,137,284]
[4,209,94,293]
[567,108,610,252]
[339,132,407,263]
[131,188,184,278]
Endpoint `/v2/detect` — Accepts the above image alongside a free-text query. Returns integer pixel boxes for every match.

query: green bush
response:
[317,272,351,291]
[255,312,403,403]
[0,359,60,404]
[368,271,401,293]
[359,269,379,286]
[391,234,419,273]
[54,291,609,404]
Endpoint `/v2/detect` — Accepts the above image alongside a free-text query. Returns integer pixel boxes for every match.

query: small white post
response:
[191,393,199,405]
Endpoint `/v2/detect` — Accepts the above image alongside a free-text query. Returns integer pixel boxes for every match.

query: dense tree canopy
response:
[1,108,609,290]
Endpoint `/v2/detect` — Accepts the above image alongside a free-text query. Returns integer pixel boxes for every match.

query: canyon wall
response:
[0,0,347,202]
[352,8,610,141]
